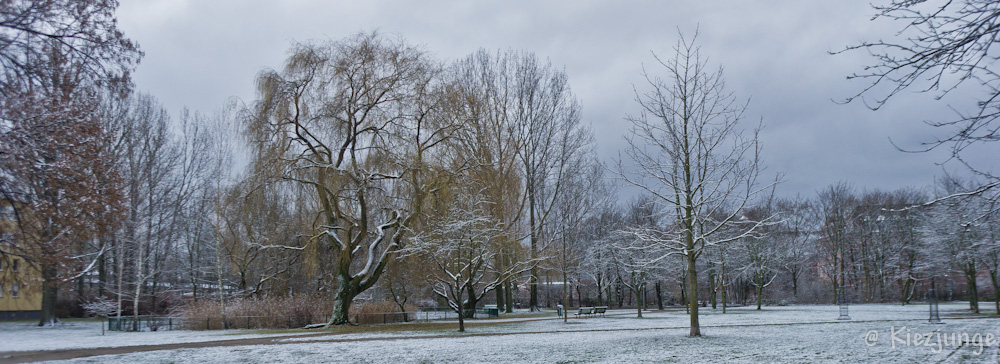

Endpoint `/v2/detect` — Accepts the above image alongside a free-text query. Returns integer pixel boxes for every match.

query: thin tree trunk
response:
[528,196,539,312]
[635,287,643,318]
[504,279,514,313]
[562,269,568,323]
[576,285,583,307]
[709,266,717,309]
[967,264,979,314]
[457,285,465,332]
[989,270,999,315]
[756,283,763,310]
[655,281,663,310]
[791,270,798,298]
[680,272,688,314]
[133,236,143,326]
[38,265,58,326]
[495,280,504,313]
[116,237,124,320]
[97,247,106,298]
[687,252,700,336]
[596,276,604,307]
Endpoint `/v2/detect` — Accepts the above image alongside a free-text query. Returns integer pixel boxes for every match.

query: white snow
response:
[0,320,303,353]
[3,303,998,363]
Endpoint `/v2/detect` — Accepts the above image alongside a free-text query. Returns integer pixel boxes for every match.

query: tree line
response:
[2,0,998,338]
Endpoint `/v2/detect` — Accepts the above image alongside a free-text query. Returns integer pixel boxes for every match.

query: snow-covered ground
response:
[3,303,999,363]
[0,320,305,353]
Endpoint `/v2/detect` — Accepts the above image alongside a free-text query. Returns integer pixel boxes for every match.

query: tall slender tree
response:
[618,30,770,336]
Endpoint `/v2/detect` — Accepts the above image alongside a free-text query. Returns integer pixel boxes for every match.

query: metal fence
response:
[107,315,300,331]
[107,316,181,332]
[403,307,498,322]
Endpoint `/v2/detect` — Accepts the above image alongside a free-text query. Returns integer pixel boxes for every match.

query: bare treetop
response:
[0,0,142,94]
[841,0,1000,179]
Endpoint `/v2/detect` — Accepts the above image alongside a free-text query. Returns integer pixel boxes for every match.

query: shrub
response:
[178,295,332,330]
[352,301,418,325]
[179,296,422,329]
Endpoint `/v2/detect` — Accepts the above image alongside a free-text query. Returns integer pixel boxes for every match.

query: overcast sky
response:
[115,1,997,199]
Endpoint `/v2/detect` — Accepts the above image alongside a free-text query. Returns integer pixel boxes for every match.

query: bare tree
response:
[446,49,588,312]
[612,196,662,318]
[0,0,141,95]
[617,30,771,337]
[740,206,780,310]
[815,182,857,305]
[514,54,587,312]
[923,176,991,313]
[581,207,623,309]
[405,188,526,332]
[841,0,1000,194]
[982,198,1000,314]
[554,159,607,322]
[217,179,303,296]
[773,196,815,300]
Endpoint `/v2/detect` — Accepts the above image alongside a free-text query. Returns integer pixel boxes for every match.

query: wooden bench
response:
[594,306,607,317]
[574,307,594,318]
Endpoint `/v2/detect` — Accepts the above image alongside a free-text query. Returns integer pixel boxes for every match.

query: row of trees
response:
[245,34,600,327]
[2,23,606,331]
[577,180,999,309]
[3,0,999,339]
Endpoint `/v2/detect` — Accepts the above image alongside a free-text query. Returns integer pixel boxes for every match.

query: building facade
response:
[0,254,42,320]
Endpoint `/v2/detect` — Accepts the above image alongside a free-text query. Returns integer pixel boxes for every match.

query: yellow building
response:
[0,254,42,320]
[1,199,43,320]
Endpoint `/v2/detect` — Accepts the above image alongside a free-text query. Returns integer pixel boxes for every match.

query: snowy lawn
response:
[3,303,998,363]
[0,320,306,353]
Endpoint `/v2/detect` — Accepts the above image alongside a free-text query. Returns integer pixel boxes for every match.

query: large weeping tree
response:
[247,32,446,326]
[617,30,770,337]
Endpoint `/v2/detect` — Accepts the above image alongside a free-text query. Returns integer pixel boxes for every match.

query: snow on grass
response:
[43,315,1000,363]
[0,320,304,353]
[15,303,999,363]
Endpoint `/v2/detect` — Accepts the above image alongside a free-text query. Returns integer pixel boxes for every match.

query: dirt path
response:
[2,313,994,363]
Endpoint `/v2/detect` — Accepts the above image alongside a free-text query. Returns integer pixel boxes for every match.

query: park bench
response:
[594,306,607,317]
[574,307,594,318]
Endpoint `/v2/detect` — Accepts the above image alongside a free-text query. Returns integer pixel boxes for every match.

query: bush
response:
[352,301,418,325]
[180,296,422,329]
[178,295,332,330]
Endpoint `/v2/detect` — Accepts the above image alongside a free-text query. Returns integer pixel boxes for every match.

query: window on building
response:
[12,258,18,273]
[12,283,18,298]
[0,283,3,298]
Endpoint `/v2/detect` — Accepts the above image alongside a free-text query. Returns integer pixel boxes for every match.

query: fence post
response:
[206,317,210,330]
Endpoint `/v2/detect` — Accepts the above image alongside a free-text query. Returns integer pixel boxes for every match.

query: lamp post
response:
[837,284,851,320]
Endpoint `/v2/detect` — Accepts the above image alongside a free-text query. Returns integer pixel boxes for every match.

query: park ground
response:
[1,303,998,363]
